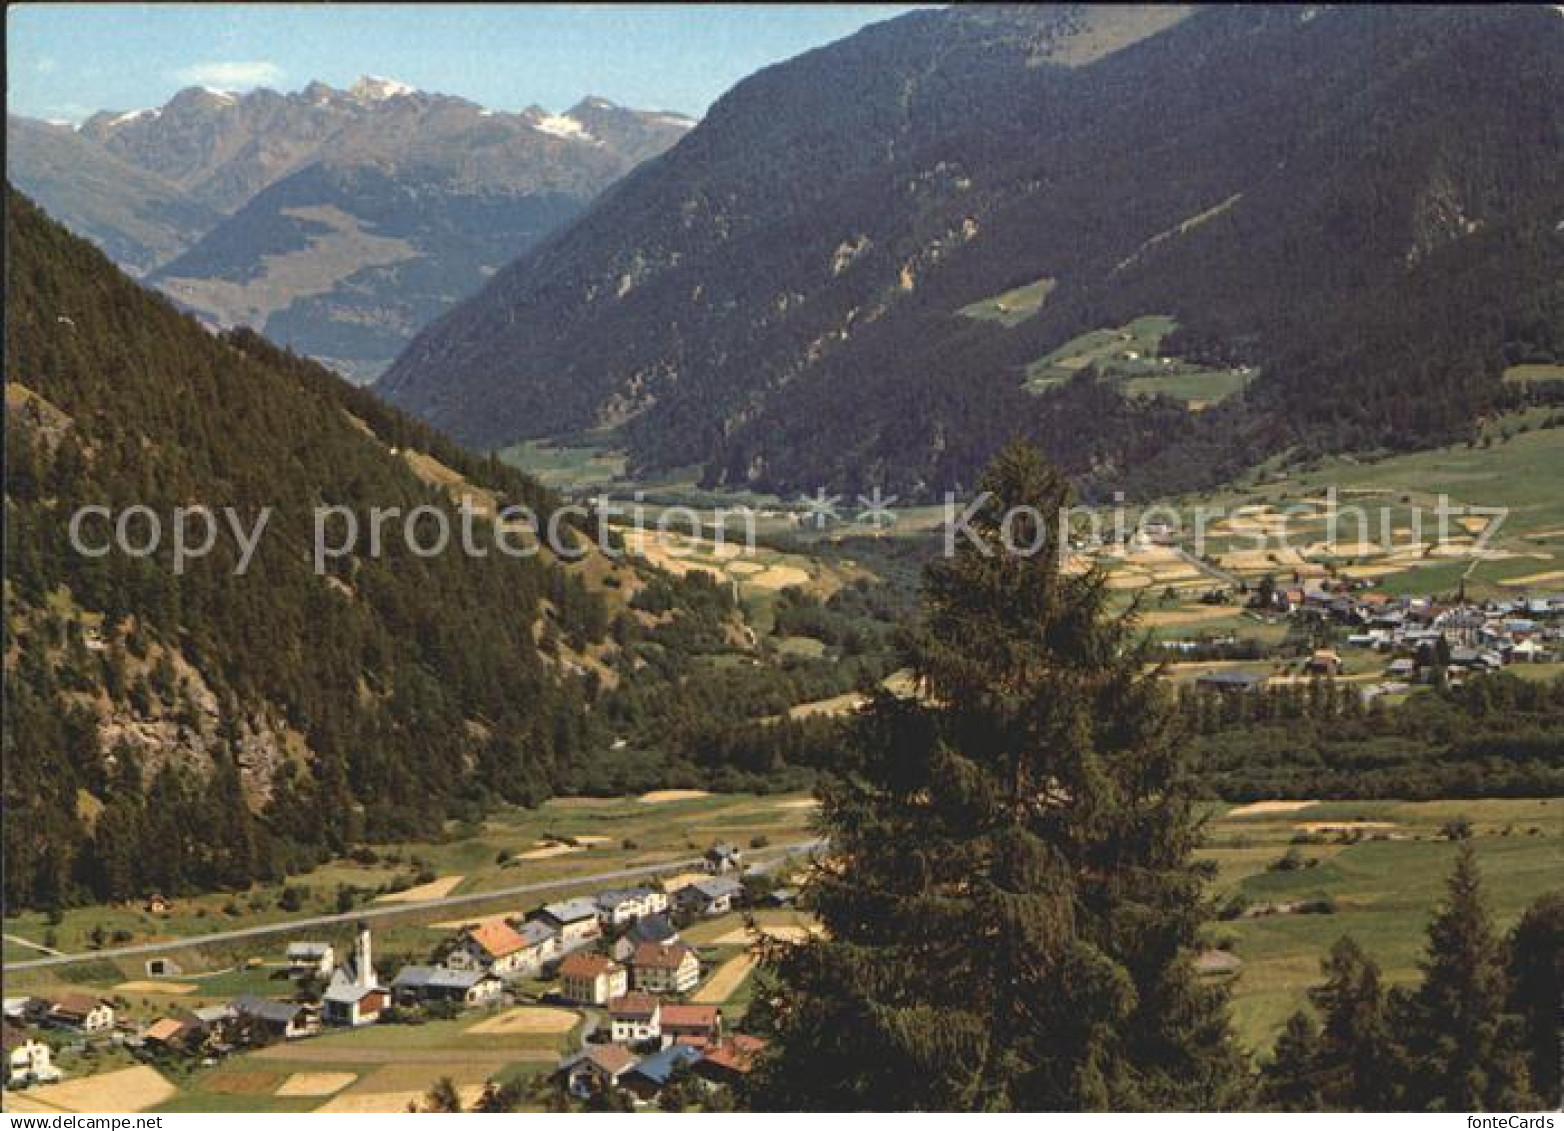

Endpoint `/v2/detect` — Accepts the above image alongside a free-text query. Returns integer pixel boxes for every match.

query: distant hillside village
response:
[3,843,778,1107]
[1167,583,1563,702]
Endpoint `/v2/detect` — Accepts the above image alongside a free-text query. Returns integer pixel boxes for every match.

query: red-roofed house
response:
[564,1044,639,1098]
[448,921,530,979]
[608,992,662,1044]
[559,953,628,1005]
[140,1016,194,1051]
[695,1034,768,1088]
[631,941,700,994]
[660,1003,722,1049]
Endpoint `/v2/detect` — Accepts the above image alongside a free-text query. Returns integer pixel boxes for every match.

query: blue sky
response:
[7,4,925,124]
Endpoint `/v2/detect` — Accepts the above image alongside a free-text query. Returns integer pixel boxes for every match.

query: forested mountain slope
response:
[3,189,741,910]
[380,4,1563,498]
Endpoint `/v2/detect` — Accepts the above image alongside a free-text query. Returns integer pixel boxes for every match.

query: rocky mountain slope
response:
[9,79,693,381]
[378,4,1563,498]
[7,115,219,273]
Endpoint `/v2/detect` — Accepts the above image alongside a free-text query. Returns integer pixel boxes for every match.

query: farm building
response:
[675,876,743,918]
[45,995,114,1034]
[704,843,743,873]
[231,997,318,1042]
[139,1016,197,1052]
[1194,670,1270,694]
[661,1004,722,1050]
[694,1034,768,1089]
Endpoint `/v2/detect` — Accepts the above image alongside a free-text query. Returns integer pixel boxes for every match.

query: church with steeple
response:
[322,923,388,1027]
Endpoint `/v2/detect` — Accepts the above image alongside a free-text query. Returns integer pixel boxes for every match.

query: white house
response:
[631,942,701,995]
[286,942,336,979]
[595,887,669,928]
[534,898,602,951]
[45,995,113,1034]
[390,966,504,1008]
[3,1024,60,1087]
[675,876,743,918]
[704,843,743,873]
[447,921,532,980]
[559,953,628,1006]
[608,992,662,1044]
[514,920,559,976]
[563,1044,639,1098]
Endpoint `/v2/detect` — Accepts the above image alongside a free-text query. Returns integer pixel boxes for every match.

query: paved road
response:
[3,839,826,972]
[1173,545,1241,589]
[3,933,61,957]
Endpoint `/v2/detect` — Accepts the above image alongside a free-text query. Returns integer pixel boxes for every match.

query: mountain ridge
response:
[377,4,1563,498]
[8,78,695,381]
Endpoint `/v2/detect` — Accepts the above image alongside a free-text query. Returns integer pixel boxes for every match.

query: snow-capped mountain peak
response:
[350,75,418,102]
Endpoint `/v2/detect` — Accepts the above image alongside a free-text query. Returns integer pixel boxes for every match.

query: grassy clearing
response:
[1123,367,1254,406]
[1502,363,1564,384]
[957,277,1056,326]
[497,438,627,492]
[1023,313,1253,406]
[1087,414,1564,610]
[1026,314,1175,386]
[1200,798,1563,1052]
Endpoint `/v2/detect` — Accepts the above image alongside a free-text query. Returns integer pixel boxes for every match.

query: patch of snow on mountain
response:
[532,113,594,142]
[111,108,159,127]
[351,75,418,101]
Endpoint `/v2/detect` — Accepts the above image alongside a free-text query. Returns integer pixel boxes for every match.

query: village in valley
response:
[4,838,795,1112]
[1173,583,1564,699]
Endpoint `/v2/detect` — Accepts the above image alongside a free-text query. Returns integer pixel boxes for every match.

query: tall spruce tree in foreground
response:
[1506,893,1563,1109]
[1400,845,1535,1111]
[1259,1011,1323,1111]
[1306,937,1403,1110]
[750,443,1249,1110]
